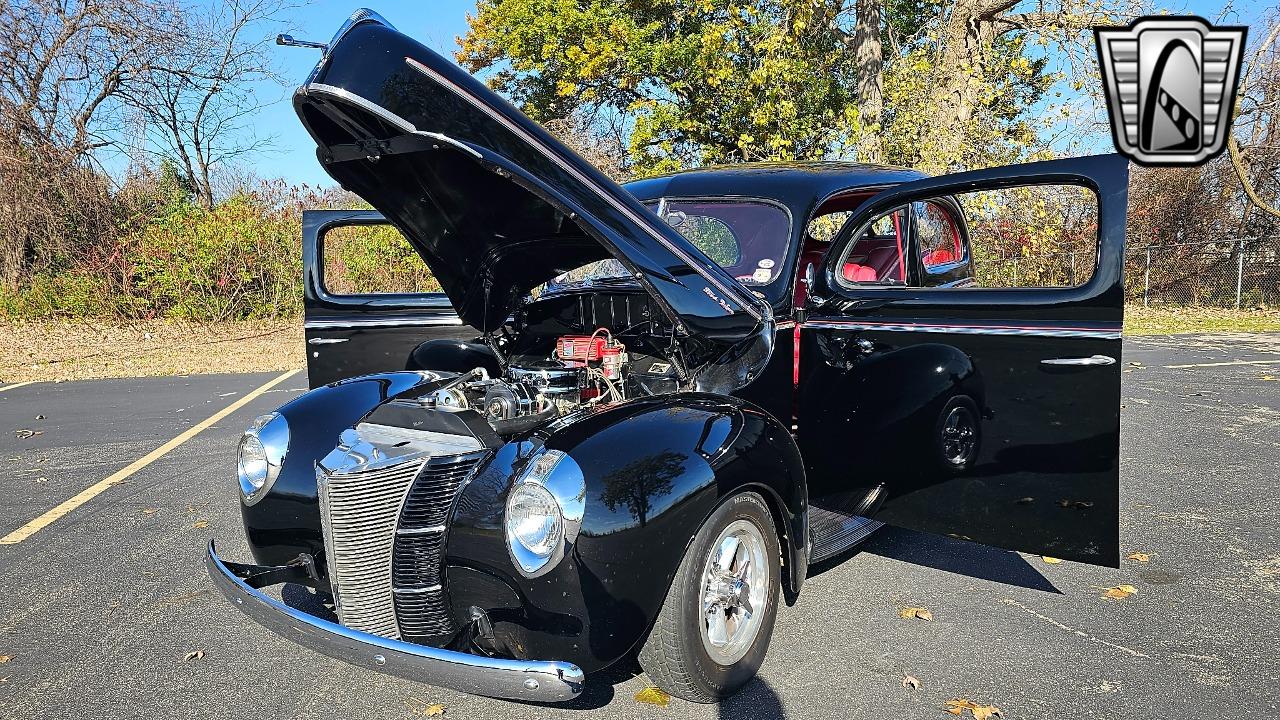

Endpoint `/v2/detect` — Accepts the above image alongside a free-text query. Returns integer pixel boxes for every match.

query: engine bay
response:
[366,288,692,440]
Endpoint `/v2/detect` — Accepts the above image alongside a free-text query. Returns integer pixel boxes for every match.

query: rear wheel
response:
[935,395,980,472]
[638,492,780,703]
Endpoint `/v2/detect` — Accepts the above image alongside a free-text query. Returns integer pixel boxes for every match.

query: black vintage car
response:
[209,10,1127,704]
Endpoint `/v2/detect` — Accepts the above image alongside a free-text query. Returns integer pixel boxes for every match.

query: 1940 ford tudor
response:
[208,9,1129,704]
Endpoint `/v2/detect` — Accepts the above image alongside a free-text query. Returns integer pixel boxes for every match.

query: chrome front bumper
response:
[205,541,585,702]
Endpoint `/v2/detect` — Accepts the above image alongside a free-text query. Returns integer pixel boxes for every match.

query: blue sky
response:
[238,0,1267,187]
[251,1,477,187]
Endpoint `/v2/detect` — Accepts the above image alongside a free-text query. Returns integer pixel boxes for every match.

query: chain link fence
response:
[975,239,1280,309]
[1125,240,1279,309]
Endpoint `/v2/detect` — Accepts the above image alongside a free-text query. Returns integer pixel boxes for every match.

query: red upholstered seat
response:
[923,248,956,267]
[842,263,878,282]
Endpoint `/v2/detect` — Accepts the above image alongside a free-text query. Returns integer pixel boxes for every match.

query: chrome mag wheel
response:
[941,404,978,466]
[699,519,769,665]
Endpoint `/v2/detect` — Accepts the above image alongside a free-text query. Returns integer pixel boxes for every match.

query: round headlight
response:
[238,433,269,491]
[238,412,288,506]
[506,482,563,556]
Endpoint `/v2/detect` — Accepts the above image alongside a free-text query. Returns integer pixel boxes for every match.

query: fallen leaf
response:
[142,508,159,515]
[34,414,45,420]
[902,674,921,689]
[182,650,204,662]
[423,705,446,717]
[1261,375,1276,381]
[945,698,1003,719]
[0,655,11,663]
[635,686,671,707]
[192,519,209,529]
[1102,584,1137,600]
[1041,556,1062,564]
[899,607,933,621]
[34,477,47,483]
[14,429,41,439]
[1127,552,1151,562]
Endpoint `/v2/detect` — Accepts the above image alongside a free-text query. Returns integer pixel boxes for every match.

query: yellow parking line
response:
[0,381,36,393]
[1164,359,1280,369]
[0,369,300,545]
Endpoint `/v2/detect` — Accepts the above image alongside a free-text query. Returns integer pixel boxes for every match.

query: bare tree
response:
[1228,16,1280,222]
[123,0,287,206]
[0,0,176,158]
[912,0,1149,171]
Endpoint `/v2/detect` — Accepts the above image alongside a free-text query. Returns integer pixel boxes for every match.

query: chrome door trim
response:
[304,316,465,330]
[1040,354,1117,366]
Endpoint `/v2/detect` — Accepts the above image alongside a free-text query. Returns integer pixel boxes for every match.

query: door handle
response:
[1040,355,1115,366]
[307,337,349,345]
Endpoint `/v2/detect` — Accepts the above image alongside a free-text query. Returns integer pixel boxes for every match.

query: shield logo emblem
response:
[1095,17,1247,165]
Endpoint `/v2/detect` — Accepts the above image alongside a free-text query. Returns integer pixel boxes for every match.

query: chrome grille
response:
[317,459,424,639]
[393,452,486,641]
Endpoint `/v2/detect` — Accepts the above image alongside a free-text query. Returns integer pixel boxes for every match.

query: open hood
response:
[291,11,772,383]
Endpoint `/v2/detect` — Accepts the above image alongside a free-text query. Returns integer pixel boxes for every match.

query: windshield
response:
[541,198,793,295]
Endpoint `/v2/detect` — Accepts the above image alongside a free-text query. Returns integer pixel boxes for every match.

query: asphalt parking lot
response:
[1,334,1278,719]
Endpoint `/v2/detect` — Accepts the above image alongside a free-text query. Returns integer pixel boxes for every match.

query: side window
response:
[834,206,909,285]
[322,223,441,295]
[961,185,1098,288]
[915,201,966,270]
[833,185,1098,292]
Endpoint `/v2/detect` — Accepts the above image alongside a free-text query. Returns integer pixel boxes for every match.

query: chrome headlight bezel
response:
[504,449,585,578]
[238,412,288,506]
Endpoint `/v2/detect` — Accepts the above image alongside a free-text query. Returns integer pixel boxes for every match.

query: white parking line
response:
[0,369,300,545]
[0,381,36,393]
[1163,359,1280,369]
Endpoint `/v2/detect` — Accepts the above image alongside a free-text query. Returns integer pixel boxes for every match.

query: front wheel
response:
[638,492,780,703]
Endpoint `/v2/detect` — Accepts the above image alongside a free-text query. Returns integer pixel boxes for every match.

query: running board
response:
[810,507,883,563]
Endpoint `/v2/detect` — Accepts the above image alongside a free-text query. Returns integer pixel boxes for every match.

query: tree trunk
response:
[853,0,884,164]
[918,0,1000,172]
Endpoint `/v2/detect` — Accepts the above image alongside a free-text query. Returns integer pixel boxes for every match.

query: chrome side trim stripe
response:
[801,320,1121,340]
[305,316,464,330]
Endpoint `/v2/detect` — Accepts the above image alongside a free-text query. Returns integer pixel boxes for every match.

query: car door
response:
[797,154,1127,566]
[302,210,479,388]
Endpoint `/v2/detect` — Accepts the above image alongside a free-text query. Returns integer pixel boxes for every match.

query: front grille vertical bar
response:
[392,451,488,642]
[318,459,426,640]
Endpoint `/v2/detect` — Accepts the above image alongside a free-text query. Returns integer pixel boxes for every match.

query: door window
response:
[321,223,441,295]
[833,206,909,286]
[951,185,1099,289]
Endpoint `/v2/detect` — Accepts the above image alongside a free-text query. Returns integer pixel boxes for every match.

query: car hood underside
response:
[292,14,773,384]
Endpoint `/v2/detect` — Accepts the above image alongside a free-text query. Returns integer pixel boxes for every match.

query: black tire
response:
[638,492,781,703]
[935,395,981,473]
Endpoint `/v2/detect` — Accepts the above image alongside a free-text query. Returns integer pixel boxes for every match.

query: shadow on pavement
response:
[812,525,1062,594]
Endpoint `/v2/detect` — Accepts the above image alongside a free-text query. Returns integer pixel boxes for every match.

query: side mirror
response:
[802,262,824,307]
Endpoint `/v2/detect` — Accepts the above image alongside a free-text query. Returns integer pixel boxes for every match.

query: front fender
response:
[445,393,807,674]
[242,371,438,566]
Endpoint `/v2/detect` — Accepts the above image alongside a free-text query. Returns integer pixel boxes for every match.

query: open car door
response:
[799,154,1127,566]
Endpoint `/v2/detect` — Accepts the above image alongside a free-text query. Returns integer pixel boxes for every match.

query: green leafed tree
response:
[458,0,864,176]
[456,0,1128,176]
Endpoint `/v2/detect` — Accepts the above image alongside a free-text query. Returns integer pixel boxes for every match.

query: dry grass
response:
[1125,306,1280,336]
[0,319,304,383]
